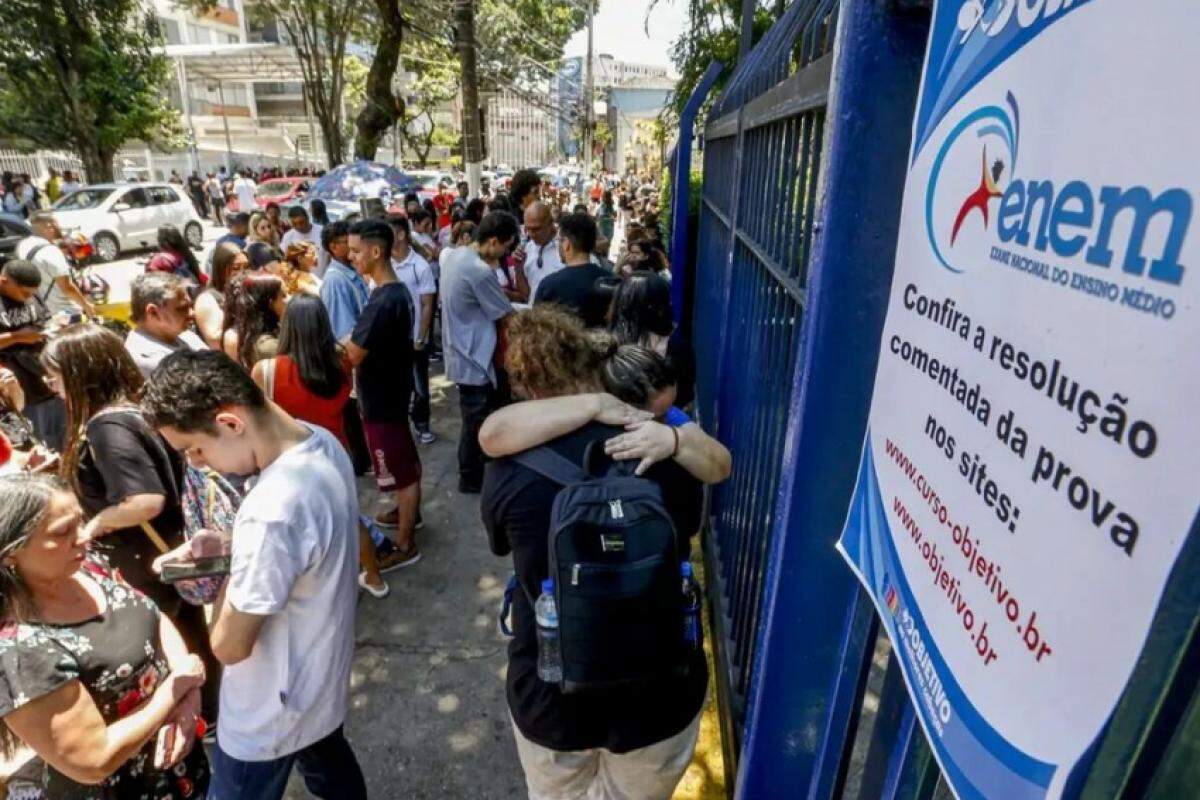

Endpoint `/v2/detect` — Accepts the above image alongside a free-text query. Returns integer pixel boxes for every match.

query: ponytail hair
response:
[599,344,677,409]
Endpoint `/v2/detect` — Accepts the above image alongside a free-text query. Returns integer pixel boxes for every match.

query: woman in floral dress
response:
[0,474,210,799]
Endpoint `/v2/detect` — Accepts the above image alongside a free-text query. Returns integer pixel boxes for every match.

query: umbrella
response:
[308,160,417,202]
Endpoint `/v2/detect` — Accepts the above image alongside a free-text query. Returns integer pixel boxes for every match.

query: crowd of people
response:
[0,164,730,799]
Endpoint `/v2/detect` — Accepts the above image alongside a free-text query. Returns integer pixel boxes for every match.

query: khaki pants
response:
[511,711,701,800]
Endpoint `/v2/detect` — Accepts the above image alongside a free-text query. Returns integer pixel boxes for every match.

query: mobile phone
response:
[159,555,231,583]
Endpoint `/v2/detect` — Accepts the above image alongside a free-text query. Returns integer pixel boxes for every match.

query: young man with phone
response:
[142,350,366,800]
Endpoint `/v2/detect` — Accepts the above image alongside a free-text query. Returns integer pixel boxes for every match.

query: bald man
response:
[521,201,563,302]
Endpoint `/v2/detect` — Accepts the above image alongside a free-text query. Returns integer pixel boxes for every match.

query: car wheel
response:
[92,232,120,263]
[184,222,203,250]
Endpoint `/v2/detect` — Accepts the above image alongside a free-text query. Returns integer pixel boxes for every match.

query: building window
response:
[186,23,211,44]
[157,17,182,45]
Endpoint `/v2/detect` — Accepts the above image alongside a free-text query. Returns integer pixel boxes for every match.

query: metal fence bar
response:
[729,1,929,796]
[857,654,940,800]
[669,61,726,325]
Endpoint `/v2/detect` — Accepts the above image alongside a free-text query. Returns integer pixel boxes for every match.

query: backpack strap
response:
[22,244,55,302]
[511,446,590,486]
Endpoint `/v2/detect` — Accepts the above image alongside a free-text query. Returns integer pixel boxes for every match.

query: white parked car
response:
[52,183,204,262]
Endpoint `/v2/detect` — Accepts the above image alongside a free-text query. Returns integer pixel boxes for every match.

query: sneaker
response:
[375,507,424,530]
[358,571,390,598]
[376,542,421,573]
[417,428,437,445]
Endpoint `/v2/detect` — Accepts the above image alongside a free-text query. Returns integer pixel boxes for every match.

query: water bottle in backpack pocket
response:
[535,578,563,683]
[513,443,686,694]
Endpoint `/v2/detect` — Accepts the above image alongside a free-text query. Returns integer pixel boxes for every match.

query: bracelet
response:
[670,426,680,458]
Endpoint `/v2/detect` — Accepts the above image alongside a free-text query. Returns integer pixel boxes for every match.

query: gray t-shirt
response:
[439,247,512,386]
[124,327,207,379]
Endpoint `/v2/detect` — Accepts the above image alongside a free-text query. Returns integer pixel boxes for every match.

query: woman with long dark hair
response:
[251,294,349,443]
[147,225,204,285]
[194,243,249,349]
[608,272,696,408]
[0,475,210,798]
[221,274,285,369]
[40,324,219,723]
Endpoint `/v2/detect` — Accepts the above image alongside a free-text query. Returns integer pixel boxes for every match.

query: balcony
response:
[205,7,239,27]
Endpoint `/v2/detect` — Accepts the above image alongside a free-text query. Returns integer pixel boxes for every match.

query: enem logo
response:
[926,92,1191,286]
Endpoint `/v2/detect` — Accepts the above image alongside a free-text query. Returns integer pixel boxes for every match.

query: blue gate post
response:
[670,60,725,325]
[733,3,931,798]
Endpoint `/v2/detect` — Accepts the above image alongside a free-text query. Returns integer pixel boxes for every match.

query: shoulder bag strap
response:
[511,446,590,486]
[22,244,55,302]
[263,357,276,401]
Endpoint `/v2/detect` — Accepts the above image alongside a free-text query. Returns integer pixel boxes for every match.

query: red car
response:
[250,177,311,211]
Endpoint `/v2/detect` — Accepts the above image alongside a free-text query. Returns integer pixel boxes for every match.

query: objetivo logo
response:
[925,91,1020,275]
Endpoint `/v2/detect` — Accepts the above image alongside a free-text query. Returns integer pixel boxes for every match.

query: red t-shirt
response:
[433,193,453,230]
[271,355,352,448]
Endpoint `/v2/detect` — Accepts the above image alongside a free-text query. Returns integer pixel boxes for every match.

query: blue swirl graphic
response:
[925,95,1020,274]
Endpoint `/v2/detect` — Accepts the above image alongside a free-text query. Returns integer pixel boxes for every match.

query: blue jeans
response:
[208,725,367,800]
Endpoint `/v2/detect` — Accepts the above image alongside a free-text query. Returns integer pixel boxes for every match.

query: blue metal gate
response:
[679,1,1200,798]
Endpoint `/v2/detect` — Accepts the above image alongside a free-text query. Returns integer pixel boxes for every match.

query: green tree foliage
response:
[397,38,460,167]
[403,1,591,163]
[0,0,180,182]
[653,0,779,124]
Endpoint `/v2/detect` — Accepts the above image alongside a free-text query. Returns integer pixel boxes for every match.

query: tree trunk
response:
[353,0,404,162]
[455,0,483,195]
[78,140,114,184]
[318,110,346,168]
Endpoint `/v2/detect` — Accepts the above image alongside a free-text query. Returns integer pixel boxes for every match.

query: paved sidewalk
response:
[291,370,726,799]
[303,372,527,798]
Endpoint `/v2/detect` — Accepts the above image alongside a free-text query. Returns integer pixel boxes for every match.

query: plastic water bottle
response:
[535,578,562,683]
[682,562,702,650]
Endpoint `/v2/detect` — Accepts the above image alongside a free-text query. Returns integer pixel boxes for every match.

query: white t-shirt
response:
[124,327,207,379]
[219,424,360,761]
[523,236,564,301]
[60,181,81,196]
[280,223,326,271]
[16,236,75,315]
[233,176,258,212]
[391,249,437,343]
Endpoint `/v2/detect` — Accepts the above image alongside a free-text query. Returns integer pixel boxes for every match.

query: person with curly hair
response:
[281,240,322,297]
[480,305,710,800]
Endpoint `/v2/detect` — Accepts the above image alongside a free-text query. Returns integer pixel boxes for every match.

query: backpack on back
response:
[513,442,685,694]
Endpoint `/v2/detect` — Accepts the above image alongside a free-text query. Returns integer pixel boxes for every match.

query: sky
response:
[564,0,689,73]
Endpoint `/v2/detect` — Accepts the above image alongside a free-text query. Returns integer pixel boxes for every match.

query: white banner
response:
[837,1,1200,797]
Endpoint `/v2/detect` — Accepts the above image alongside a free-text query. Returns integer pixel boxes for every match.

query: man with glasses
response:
[124,272,207,379]
[521,202,562,302]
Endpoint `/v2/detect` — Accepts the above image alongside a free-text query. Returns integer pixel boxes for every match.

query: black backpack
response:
[513,443,685,694]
